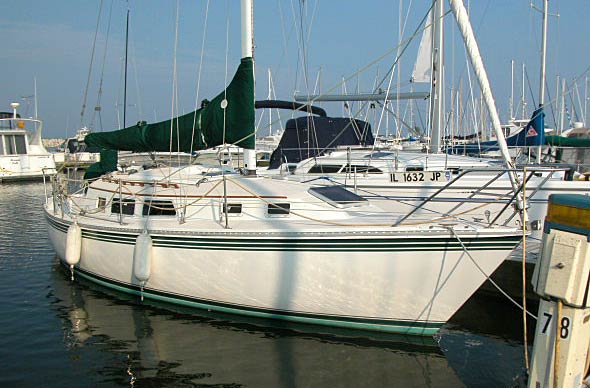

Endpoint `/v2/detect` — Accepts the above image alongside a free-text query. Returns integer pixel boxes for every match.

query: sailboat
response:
[44,0,522,336]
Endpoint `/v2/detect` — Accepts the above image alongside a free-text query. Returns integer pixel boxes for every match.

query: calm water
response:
[0,182,534,387]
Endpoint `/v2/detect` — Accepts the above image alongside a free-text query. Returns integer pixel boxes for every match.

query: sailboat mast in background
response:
[241,0,257,176]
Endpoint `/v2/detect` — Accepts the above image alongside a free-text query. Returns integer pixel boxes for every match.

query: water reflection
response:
[51,261,464,387]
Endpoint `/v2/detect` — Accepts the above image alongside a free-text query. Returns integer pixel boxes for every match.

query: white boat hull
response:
[46,210,520,335]
[0,154,56,181]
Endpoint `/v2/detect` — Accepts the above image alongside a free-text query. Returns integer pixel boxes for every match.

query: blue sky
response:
[1,0,589,139]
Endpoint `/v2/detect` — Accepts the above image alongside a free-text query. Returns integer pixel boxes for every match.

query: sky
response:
[1,0,589,139]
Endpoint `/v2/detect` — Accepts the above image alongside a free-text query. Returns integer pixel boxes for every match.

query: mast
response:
[34,77,38,120]
[429,0,444,153]
[123,7,130,129]
[585,76,588,127]
[538,0,548,107]
[448,0,524,203]
[521,64,526,119]
[267,68,272,136]
[396,0,402,143]
[536,0,549,163]
[510,60,514,121]
[241,0,256,176]
[559,78,566,133]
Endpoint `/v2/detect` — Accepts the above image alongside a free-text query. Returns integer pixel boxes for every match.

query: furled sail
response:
[411,10,432,83]
[83,57,254,179]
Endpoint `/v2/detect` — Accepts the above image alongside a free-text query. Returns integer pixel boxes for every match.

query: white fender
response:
[133,230,153,285]
[65,221,82,281]
[65,222,82,266]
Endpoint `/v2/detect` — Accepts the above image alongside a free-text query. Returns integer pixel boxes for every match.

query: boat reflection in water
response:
[51,261,464,387]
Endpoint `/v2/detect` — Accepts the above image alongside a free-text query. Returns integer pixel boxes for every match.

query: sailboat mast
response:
[448,0,524,207]
[241,0,256,176]
[521,63,527,119]
[538,0,548,107]
[429,0,444,153]
[123,7,130,128]
[536,0,549,163]
[510,60,514,120]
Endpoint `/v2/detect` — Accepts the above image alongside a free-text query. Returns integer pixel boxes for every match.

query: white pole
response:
[429,0,444,153]
[585,76,588,127]
[241,0,257,175]
[560,78,566,133]
[396,0,402,144]
[556,75,560,132]
[510,60,514,120]
[34,77,38,120]
[448,0,523,199]
[241,0,253,59]
[267,68,272,135]
[522,63,527,119]
[539,0,548,107]
[536,0,549,163]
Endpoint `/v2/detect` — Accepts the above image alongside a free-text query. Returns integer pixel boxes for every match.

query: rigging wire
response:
[131,41,143,123]
[80,0,104,128]
[169,0,180,169]
[90,0,114,131]
[190,0,211,164]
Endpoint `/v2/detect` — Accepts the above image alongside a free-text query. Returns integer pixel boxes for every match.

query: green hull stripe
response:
[73,267,443,336]
[47,215,521,252]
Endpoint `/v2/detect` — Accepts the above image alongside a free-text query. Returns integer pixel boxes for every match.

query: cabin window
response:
[14,135,26,154]
[345,164,383,174]
[267,203,290,215]
[222,203,242,214]
[3,135,26,155]
[97,197,106,212]
[5,135,16,154]
[405,167,424,172]
[142,200,176,216]
[0,120,11,130]
[0,136,4,155]
[308,165,342,174]
[111,198,135,215]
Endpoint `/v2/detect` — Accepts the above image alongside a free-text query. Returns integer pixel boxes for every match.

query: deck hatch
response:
[309,186,367,208]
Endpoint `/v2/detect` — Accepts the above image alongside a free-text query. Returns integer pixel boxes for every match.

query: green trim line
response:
[47,215,521,252]
[73,266,443,336]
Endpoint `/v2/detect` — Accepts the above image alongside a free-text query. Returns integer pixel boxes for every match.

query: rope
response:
[446,226,537,320]
[522,166,530,372]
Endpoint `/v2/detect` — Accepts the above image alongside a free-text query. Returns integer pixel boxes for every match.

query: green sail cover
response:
[83,149,118,180]
[545,135,590,148]
[83,57,254,180]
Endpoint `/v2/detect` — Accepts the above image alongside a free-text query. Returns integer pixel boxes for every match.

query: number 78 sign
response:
[539,311,571,340]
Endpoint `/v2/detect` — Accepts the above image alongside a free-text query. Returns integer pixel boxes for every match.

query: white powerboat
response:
[0,103,56,182]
